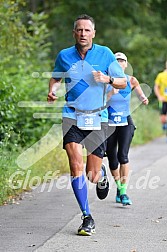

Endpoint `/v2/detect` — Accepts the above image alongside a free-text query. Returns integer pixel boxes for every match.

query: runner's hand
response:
[92,70,109,83]
[47,92,58,103]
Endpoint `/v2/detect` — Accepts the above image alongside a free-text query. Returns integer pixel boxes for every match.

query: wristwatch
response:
[109,77,114,85]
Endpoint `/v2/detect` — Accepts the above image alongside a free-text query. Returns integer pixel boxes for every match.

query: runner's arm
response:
[130,76,149,105]
[92,71,126,89]
[47,77,62,102]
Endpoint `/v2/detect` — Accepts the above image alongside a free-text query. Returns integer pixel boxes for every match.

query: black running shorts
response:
[62,118,108,159]
[160,102,167,115]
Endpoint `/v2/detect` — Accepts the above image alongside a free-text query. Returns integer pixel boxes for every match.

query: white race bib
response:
[76,111,101,130]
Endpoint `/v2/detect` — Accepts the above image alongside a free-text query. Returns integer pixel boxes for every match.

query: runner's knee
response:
[86,169,101,184]
[118,155,129,164]
[107,156,118,170]
[69,160,83,177]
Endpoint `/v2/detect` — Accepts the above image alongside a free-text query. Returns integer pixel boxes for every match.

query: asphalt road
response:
[0,136,167,252]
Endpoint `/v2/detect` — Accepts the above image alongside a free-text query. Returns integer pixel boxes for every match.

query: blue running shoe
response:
[120,194,132,205]
[78,215,95,236]
[116,188,121,203]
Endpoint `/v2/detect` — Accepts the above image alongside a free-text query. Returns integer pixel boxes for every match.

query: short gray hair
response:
[73,14,95,30]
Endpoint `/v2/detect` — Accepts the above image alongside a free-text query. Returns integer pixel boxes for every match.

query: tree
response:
[0,0,51,148]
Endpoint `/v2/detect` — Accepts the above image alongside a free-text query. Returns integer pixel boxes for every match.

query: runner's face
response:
[117,59,127,71]
[73,19,95,48]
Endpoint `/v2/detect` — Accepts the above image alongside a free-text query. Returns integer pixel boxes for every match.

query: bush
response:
[132,106,162,145]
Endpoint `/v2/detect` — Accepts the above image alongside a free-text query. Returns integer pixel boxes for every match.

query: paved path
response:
[0,136,167,252]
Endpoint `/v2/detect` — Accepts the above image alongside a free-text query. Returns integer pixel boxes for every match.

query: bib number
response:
[108,113,128,126]
[76,112,101,130]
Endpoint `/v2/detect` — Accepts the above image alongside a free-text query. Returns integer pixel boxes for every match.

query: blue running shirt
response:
[52,44,125,122]
[107,75,131,126]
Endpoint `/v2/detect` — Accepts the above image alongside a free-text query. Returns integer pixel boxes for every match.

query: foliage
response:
[132,106,162,145]
[0,0,52,149]
[0,0,54,203]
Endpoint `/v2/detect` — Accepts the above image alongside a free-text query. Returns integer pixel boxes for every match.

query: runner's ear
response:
[92,30,96,38]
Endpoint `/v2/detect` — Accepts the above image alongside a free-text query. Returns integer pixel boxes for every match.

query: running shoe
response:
[78,215,95,236]
[116,188,121,203]
[120,194,132,206]
[96,164,109,200]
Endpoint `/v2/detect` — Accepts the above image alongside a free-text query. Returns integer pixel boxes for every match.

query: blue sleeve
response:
[104,46,126,78]
[108,60,126,78]
[52,52,64,80]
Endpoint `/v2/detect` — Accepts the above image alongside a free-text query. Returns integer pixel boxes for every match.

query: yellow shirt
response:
[155,71,167,101]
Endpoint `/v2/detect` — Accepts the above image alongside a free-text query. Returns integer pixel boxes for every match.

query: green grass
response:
[132,106,162,145]
[0,145,69,205]
[0,106,163,205]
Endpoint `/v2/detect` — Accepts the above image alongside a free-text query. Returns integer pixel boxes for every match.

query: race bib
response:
[108,112,128,126]
[76,111,101,130]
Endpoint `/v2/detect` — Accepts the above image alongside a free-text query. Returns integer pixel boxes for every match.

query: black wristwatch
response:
[109,77,114,85]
